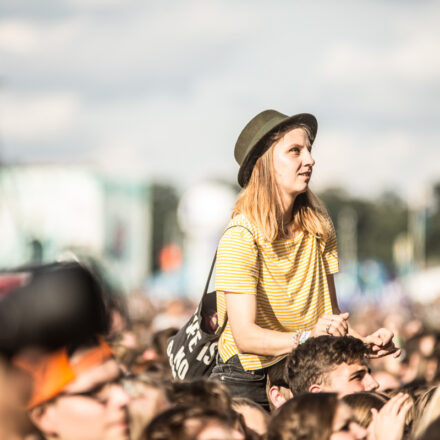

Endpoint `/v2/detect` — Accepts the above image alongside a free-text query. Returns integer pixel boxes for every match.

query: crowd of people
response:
[0,109,438,439]
[0,261,439,439]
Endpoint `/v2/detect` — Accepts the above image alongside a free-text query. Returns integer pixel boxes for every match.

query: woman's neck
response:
[279,194,297,226]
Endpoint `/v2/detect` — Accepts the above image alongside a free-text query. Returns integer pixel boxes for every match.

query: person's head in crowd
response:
[373,369,401,393]
[368,392,413,440]
[286,336,379,397]
[412,386,440,439]
[342,392,388,429]
[0,355,38,439]
[168,378,232,413]
[266,358,292,410]
[126,291,157,331]
[132,357,174,380]
[231,397,269,437]
[0,262,111,439]
[412,386,438,437]
[388,381,427,430]
[129,328,177,378]
[401,331,440,385]
[122,373,169,440]
[20,337,130,440]
[420,331,440,384]
[267,392,367,440]
[144,405,245,440]
[0,262,110,356]
[418,417,440,440]
[152,327,179,360]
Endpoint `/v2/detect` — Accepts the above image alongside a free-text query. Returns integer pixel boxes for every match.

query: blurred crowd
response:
[1,261,440,440]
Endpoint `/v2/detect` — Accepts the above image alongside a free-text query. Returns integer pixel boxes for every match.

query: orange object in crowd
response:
[159,243,183,272]
[15,338,113,408]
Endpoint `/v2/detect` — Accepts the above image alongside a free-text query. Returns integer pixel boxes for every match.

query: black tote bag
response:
[166,252,225,380]
[167,225,253,380]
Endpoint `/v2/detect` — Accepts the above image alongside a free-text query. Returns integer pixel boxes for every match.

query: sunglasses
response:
[57,371,126,405]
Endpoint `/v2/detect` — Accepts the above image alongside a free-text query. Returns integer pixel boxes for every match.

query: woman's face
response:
[272,127,315,205]
[330,403,367,440]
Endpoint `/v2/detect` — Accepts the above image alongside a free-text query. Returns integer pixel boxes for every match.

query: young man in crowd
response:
[18,337,131,440]
[285,335,379,398]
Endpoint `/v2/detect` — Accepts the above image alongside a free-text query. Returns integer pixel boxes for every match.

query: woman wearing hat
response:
[210,110,399,409]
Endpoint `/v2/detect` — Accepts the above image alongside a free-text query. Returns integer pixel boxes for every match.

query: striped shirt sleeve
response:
[215,226,258,295]
[322,219,339,274]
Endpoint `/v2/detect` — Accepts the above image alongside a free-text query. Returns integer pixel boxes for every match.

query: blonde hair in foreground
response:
[413,386,440,439]
[233,123,332,242]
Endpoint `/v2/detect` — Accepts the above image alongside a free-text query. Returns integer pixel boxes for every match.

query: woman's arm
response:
[226,292,295,357]
[225,291,348,357]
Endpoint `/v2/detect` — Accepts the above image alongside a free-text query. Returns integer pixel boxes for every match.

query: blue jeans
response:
[209,354,269,411]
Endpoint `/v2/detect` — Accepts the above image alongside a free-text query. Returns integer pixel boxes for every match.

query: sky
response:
[0,0,439,200]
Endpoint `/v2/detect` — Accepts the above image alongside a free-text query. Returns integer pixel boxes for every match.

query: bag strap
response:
[201,224,255,299]
[200,225,255,335]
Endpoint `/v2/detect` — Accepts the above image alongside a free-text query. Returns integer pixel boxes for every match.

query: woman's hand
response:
[310,312,349,338]
[369,393,412,440]
[365,328,401,359]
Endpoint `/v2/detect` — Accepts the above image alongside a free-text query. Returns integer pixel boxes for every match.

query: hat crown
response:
[234,109,287,165]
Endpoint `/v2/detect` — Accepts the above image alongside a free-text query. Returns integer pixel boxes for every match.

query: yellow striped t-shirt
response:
[215,214,339,370]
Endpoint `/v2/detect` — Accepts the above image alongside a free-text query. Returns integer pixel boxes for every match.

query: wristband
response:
[299,331,311,344]
[292,331,301,348]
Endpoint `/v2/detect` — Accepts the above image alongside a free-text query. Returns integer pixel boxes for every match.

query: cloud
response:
[0,17,82,55]
[0,2,257,95]
[323,35,440,84]
[0,0,438,198]
[321,2,440,84]
[312,129,440,198]
[0,90,81,142]
[0,20,39,53]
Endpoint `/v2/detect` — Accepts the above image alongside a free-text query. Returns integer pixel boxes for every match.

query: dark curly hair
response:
[286,336,368,395]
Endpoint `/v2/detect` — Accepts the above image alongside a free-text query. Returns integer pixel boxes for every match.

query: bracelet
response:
[292,331,301,348]
[299,330,311,344]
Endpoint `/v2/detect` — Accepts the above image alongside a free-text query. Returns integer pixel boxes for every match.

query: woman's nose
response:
[304,150,315,167]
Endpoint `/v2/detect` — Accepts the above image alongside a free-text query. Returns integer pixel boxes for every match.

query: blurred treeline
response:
[319,184,440,272]
[151,182,440,277]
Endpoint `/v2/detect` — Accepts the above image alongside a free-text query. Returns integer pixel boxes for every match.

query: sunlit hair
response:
[233,123,332,242]
[412,386,438,437]
[144,405,236,440]
[413,386,440,439]
[168,378,232,413]
[342,392,388,428]
[267,393,338,440]
[231,396,270,429]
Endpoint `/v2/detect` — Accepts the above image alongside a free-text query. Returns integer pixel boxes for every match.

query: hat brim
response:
[237,113,317,188]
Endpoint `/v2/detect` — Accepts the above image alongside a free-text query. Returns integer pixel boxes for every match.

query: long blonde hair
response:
[233,123,332,242]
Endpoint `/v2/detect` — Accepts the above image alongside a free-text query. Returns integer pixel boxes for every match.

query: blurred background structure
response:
[0,0,439,313]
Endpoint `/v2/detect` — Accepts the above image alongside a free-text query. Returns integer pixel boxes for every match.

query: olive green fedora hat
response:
[235,109,318,187]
